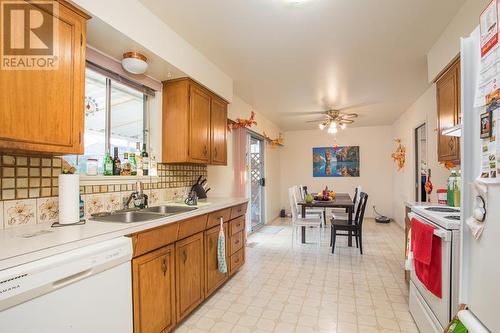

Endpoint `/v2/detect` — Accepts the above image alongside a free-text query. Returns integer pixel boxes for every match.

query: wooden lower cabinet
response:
[130,205,248,333]
[175,232,205,322]
[132,245,176,333]
[205,223,229,297]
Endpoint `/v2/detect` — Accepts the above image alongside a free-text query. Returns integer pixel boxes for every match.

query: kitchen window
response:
[72,62,156,173]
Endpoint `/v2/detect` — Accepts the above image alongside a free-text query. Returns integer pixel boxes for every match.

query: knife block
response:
[191,184,208,199]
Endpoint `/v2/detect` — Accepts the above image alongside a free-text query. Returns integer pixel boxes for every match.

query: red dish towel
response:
[411,218,442,298]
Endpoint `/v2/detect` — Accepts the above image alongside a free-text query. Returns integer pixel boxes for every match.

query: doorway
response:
[249,134,265,231]
[415,124,428,202]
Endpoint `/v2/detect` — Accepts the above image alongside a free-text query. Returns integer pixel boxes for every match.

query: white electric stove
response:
[408,205,461,333]
[411,205,461,230]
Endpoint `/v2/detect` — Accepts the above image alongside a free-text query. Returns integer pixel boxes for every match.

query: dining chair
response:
[331,185,361,221]
[330,192,368,254]
[295,185,325,225]
[288,187,323,248]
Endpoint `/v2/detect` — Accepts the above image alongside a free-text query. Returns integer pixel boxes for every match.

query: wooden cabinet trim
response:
[131,222,179,258]
[229,230,244,255]
[229,248,244,275]
[229,216,245,236]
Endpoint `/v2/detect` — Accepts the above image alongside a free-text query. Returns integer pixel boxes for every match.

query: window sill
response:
[79,175,160,186]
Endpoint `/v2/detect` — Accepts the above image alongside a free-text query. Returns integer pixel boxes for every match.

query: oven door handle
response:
[408,212,451,242]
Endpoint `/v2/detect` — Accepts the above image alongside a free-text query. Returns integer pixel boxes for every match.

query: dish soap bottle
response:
[454,170,461,208]
[447,171,456,207]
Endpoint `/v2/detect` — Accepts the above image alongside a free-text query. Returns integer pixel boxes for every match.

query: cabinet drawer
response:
[229,248,244,274]
[229,216,245,236]
[177,214,208,240]
[207,208,231,228]
[131,222,179,257]
[230,203,248,219]
[229,231,244,255]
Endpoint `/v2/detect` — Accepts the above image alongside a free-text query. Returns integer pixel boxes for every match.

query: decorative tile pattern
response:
[175,219,417,333]
[0,202,3,229]
[37,197,59,224]
[0,155,207,201]
[84,195,105,217]
[3,199,36,228]
[104,193,123,212]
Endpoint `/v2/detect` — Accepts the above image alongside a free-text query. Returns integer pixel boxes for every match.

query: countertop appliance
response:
[0,237,133,333]
[459,25,498,332]
[409,206,461,332]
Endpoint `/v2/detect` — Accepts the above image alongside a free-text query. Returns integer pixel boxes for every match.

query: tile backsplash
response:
[0,154,207,229]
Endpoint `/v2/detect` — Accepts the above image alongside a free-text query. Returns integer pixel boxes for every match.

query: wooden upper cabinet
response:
[132,245,176,333]
[175,232,205,322]
[436,59,461,163]
[0,1,89,155]
[162,78,228,165]
[189,85,211,163]
[210,97,228,165]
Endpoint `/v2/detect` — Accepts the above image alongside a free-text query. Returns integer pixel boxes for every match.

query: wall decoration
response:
[263,131,284,147]
[391,139,406,171]
[312,146,360,177]
[440,160,456,170]
[228,111,257,131]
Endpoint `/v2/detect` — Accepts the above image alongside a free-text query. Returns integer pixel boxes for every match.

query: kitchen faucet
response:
[124,181,148,209]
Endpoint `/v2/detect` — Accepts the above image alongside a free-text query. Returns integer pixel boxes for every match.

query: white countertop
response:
[0,197,248,270]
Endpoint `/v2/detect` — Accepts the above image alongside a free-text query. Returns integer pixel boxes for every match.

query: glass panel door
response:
[249,135,265,231]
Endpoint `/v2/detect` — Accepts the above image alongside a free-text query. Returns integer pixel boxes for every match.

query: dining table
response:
[297,192,355,246]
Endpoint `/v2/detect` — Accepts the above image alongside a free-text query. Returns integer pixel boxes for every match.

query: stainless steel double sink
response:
[90,205,198,223]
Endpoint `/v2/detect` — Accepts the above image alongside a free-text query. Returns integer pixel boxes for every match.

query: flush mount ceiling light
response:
[121,52,148,75]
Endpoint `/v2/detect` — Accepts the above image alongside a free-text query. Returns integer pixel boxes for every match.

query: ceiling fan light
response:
[327,127,338,134]
[329,121,337,129]
[319,123,325,130]
[340,123,347,130]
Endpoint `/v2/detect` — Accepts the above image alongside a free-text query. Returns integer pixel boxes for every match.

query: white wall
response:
[279,126,394,219]
[391,86,450,227]
[427,0,490,81]
[208,96,282,224]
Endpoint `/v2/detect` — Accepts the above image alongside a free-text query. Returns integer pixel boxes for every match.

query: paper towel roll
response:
[457,310,489,333]
[58,174,80,224]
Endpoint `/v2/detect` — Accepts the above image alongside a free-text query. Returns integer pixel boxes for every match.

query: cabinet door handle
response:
[162,258,167,276]
[182,250,187,263]
[203,146,208,156]
[234,239,240,245]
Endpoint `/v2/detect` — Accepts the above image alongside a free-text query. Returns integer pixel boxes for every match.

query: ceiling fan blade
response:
[342,113,358,119]
[306,119,327,123]
[339,119,354,124]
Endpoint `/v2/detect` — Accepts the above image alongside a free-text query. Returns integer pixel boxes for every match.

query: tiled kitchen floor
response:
[176,218,418,333]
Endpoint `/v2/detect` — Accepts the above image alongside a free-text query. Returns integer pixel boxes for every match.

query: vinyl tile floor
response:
[175,218,418,333]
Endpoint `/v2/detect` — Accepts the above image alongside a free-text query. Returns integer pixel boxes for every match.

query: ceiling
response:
[139,0,464,130]
[87,17,186,82]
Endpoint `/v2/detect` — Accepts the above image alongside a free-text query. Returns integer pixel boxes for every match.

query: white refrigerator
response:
[460,26,500,333]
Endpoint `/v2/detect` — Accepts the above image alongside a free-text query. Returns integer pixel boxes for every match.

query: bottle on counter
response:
[135,142,143,177]
[454,170,461,208]
[103,152,113,176]
[113,147,121,176]
[121,152,131,176]
[141,143,149,176]
[129,151,137,176]
[447,171,457,207]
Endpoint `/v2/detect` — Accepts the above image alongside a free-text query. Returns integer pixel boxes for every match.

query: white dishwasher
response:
[0,237,133,333]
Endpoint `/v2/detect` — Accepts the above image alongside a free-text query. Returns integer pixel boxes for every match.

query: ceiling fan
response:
[306,109,359,133]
